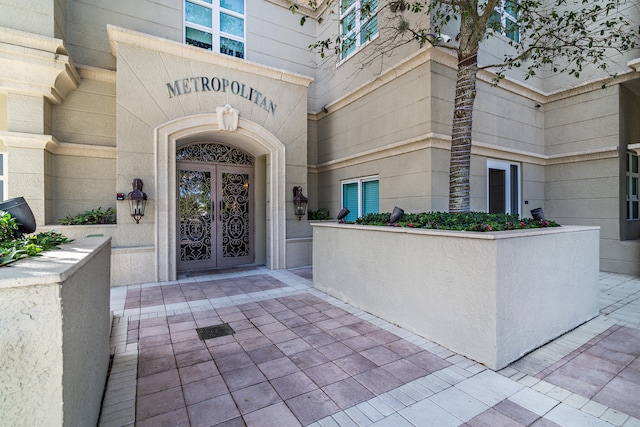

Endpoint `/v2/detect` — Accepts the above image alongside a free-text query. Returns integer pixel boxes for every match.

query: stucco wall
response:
[52,70,116,147]
[312,223,600,369]
[0,237,111,427]
[0,0,58,38]
[49,154,116,223]
[64,0,318,99]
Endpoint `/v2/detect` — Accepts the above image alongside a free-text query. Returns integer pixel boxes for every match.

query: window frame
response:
[339,0,379,63]
[487,159,521,215]
[0,153,5,201]
[627,152,639,220]
[183,0,246,59]
[341,175,379,221]
[489,0,520,43]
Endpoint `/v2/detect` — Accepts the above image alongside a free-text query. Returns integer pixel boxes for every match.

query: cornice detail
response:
[314,47,640,116]
[312,133,618,172]
[106,25,314,88]
[264,0,328,20]
[76,65,116,84]
[0,26,80,104]
[0,131,116,158]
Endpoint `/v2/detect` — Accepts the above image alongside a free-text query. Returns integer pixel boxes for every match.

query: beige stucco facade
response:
[1,0,639,283]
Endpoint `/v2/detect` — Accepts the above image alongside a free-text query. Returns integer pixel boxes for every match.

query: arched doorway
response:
[155,113,287,282]
[177,142,254,270]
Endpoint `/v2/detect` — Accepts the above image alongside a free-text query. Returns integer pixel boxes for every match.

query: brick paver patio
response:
[99,268,640,426]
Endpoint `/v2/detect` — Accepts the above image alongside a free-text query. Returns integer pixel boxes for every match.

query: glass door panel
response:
[177,162,253,271]
[488,168,506,214]
[178,166,215,270]
[218,167,253,266]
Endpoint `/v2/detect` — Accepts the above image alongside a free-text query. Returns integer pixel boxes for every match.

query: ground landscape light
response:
[337,207,350,221]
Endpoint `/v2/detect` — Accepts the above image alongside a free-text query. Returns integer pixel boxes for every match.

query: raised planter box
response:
[0,237,112,427]
[312,223,600,369]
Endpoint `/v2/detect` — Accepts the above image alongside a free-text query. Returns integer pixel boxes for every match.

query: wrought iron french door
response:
[177,162,254,271]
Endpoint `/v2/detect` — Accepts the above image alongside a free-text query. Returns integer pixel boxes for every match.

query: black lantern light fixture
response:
[126,178,147,224]
[292,186,308,221]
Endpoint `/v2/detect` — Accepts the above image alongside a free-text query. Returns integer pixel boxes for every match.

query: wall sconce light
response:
[292,186,308,221]
[126,178,147,224]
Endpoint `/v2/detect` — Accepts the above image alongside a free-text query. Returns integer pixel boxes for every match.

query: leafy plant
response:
[0,230,71,267]
[0,210,19,241]
[59,207,116,225]
[308,208,331,220]
[355,211,559,232]
[1,209,72,266]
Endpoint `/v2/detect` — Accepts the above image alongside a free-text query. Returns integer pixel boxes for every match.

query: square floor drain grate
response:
[196,323,235,341]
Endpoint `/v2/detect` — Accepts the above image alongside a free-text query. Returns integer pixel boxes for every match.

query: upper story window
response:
[488,0,519,43]
[342,176,379,222]
[184,0,245,59]
[340,0,379,61]
[627,152,639,220]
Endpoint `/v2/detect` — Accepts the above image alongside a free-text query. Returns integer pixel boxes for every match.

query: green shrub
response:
[355,211,560,231]
[0,210,18,241]
[0,229,71,267]
[1,209,72,267]
[307,208,331,220]
[59,207,116,225]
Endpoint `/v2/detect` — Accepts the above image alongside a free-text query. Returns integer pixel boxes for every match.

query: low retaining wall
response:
[0,237,112,427]
[312,223,600,369]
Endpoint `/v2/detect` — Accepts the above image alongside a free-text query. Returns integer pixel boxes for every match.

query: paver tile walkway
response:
[100,268,640,426]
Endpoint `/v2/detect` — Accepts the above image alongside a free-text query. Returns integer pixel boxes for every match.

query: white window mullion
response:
[212,2,221,53]
[0,153,5,201]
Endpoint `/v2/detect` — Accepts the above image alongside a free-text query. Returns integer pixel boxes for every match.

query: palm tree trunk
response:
[448,52,478,212]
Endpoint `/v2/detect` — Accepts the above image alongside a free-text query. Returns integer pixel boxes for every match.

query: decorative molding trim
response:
[315,133,451,173]
[545,146,619,165]
[264,0,328,20]
[0,131,116,158]
[0,27,79,104]
[312,133,619,172]
[0,131,52,149]
[47,141,117,159]
[106,25,314,88]
[320,48,448,115]
[313,46,640,116]
[76,65,116,83]
[628,57,640,72]
[0,26,68,55]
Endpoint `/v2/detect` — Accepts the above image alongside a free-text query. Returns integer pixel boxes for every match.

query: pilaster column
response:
[0,132,53,226]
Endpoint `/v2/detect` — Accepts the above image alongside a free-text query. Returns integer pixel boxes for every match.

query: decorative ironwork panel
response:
[176,143,253,166]
[221,172,250,258]
[179,169,212,262]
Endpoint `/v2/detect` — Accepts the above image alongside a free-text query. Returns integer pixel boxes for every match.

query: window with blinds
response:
[341,176,379,222]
